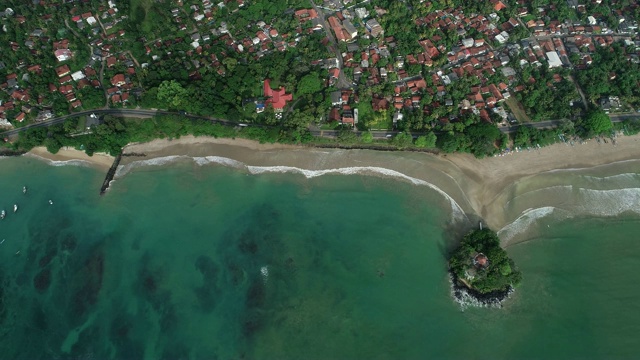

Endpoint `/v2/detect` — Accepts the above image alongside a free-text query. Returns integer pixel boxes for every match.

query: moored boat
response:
[13,204,17,213]
[0,210,5,219]
[23,186,27,194]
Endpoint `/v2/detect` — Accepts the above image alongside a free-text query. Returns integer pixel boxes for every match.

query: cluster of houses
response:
[70,0,122,34]
[323,0,639,128]
[0,72,34,126]
[54,64,88,109]
[0,0,137,127]
[329,89,359,126]
[148,2,329,81]
[327,5,384,42]
[2,0,639,130]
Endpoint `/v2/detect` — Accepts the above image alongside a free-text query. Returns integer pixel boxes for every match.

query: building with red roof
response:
[474,253,490,268]
[111,74,126,86]
[263,79,292,112]
[55,65,71,77]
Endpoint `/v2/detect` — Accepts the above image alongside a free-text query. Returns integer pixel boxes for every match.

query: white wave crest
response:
[500,187,640,243]
[577,187,640,216]
[498,207,561,243]
[246,165,467,222]
[542,158,640,175]
[115,155,190,177]
[26,154,91,167]
[192,156,246,168]
[581,173,639,181]
[113,155,468,222]
[504,185,573,209]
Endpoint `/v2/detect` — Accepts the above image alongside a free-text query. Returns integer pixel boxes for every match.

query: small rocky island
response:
[448,228,522,308]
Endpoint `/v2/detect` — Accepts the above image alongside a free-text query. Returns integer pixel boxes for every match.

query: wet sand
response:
[444,135,640,228]
[27,147,114,170]
[28,134,640,232]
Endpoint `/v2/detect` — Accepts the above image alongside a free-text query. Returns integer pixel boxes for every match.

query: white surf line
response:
[24,153,92,167]
[114,155,471,222]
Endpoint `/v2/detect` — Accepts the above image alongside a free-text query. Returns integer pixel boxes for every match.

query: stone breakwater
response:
[449,272,514,310]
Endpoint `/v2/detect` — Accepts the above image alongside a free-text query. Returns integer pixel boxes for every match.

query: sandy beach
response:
[27,133,640,233]
[28,146,114,170]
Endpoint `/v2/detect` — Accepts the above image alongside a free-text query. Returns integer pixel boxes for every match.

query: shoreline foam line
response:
[115,155,470,223]
[541,158,640,175]
[498,206,562,245]
[24,153,92,167]
[503,185,574,209]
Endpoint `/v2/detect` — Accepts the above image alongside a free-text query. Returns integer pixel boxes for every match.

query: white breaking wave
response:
[581,172,639,181]
[577,187,640,216]
[25,153,91,167]
[500,187,640,243]
[192,156,246,168]
[114,155,469,222]
[246,165,467,221]
[115,155,189,177]
[260,266,268,284]
[542,158,640,175]
[504,185,573,209]
[498,207,563,243]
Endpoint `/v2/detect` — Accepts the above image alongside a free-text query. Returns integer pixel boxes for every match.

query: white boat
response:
[49,200,53,205]
[22,186,27,194]
[0,210,5,219]
[13,204,17,213]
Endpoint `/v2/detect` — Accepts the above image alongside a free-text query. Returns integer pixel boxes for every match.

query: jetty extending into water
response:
[100,153,122,195]
[99,152,146,195]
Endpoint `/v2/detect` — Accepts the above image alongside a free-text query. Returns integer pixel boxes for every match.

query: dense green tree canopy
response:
[157,80,189,109]
[582,110,612,136]
[415,132,437,148]
[449,229,522,294]
[296,73,323,96]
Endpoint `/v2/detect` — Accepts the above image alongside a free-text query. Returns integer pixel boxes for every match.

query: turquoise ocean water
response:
[0,156,639,359]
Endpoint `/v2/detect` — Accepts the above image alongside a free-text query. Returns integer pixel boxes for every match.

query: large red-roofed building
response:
[263,79,292,112]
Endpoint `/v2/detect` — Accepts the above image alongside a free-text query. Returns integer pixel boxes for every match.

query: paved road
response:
[314,113,638,138]
[500,113,636,133]
[530,33,633,41]
[310,2,353,89]
[0,109,257,137]
[2,108,637,139]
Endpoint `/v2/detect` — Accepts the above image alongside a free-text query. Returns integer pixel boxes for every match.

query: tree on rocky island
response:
[448,228,522,294]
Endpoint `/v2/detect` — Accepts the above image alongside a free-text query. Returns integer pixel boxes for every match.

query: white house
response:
[546,51,562,68]
[54,49,72,62]
[71,71,85,81]
[343,20,357,39]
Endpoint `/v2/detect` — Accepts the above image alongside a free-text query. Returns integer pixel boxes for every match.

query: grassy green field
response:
[367,109,393,130]
[130,0,172,37]
[505,97,531,123]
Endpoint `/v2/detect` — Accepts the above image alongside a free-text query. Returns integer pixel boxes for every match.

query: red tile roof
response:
[111,74,126,86]
[55,65,71,77]
[263,79,292,110]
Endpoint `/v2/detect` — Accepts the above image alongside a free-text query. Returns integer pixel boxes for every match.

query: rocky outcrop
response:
[449,271,514,309]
